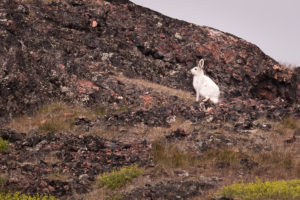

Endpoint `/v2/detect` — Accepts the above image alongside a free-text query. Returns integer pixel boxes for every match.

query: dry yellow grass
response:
[114,75,194,102]
[152,141,198,168]
[6,101,98,133]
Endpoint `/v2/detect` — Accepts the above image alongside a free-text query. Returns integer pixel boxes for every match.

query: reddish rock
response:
[0,0,299,120]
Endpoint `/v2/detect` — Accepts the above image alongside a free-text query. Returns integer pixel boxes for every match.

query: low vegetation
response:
[282,116,300,130]
[152,141,198,168]
[217,178,300,200]
[0,192,59,200]
[200,148,241,166]
[98,164,143,189]
[0,137,9,152]
[0,174,7,189]
[6,101,100,133]
[6,101,132,134]
[274,116,300,135]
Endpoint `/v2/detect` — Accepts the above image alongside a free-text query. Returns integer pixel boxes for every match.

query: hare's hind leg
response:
[203,97,210,102]
[195,91,200,102]
[210,97,219,104]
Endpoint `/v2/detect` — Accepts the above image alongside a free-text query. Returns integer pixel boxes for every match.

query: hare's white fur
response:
[190,59,220,104]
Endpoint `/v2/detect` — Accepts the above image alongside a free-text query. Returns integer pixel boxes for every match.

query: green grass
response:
[152,141,197,168]
[217,179,300,200]
[0,192,59,200]
[0,137,9,152]
[98,164,143,189]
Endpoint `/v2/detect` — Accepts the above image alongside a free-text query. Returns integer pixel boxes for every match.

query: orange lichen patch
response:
[273,64,282,70]
[18,73,26,82]
[78,80,99,92]
[232,72,242,81]
[91,20,97,28]
[159,33,166,38]
[222,50,236,64]
[57,64,65,72]
[140,95,154,109]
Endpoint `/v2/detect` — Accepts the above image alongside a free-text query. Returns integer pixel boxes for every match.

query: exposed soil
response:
[0,0,299,199]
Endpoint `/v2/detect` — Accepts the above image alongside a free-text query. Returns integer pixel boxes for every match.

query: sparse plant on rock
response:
[274,116,300,135]
[98,164,143,189]
[0,137,9,152]
[6,101,100,133]
[0,192,59,200]
[217,178,300,200]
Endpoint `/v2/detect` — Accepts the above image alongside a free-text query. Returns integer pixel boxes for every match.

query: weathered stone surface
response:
[0,0,300,199]
[0,0,299,121]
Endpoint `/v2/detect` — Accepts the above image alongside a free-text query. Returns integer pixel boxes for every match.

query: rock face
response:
[1,1,300,199]
[0,0,299,119]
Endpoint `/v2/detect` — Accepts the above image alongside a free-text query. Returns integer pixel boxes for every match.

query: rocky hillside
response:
[1,0,299,119]
[0,0,299,200]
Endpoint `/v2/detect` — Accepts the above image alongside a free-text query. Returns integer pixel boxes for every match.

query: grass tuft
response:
[0,137,9,152]
[282,116,300,130]
[217,178,300,200]
[152,141,197,168]
[274,116,300,135]
[98,164,143,190]
[201,148,240,164]
[6,101,99,133]
[199,147,242,170]
[38,118,73,133]
[0,174,7,190]
[256,151,293,170]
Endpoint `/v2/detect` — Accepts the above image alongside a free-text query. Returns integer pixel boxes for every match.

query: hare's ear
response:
[198,59,204,69]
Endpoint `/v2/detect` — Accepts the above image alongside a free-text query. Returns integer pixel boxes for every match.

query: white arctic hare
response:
[190,59,220,104]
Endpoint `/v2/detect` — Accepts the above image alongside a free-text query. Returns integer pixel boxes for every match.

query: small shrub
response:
[152,141,197,168]
[0,192,59,200]
[217,178,300,200]
[0,137,9,152]
[98,164,143,189]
